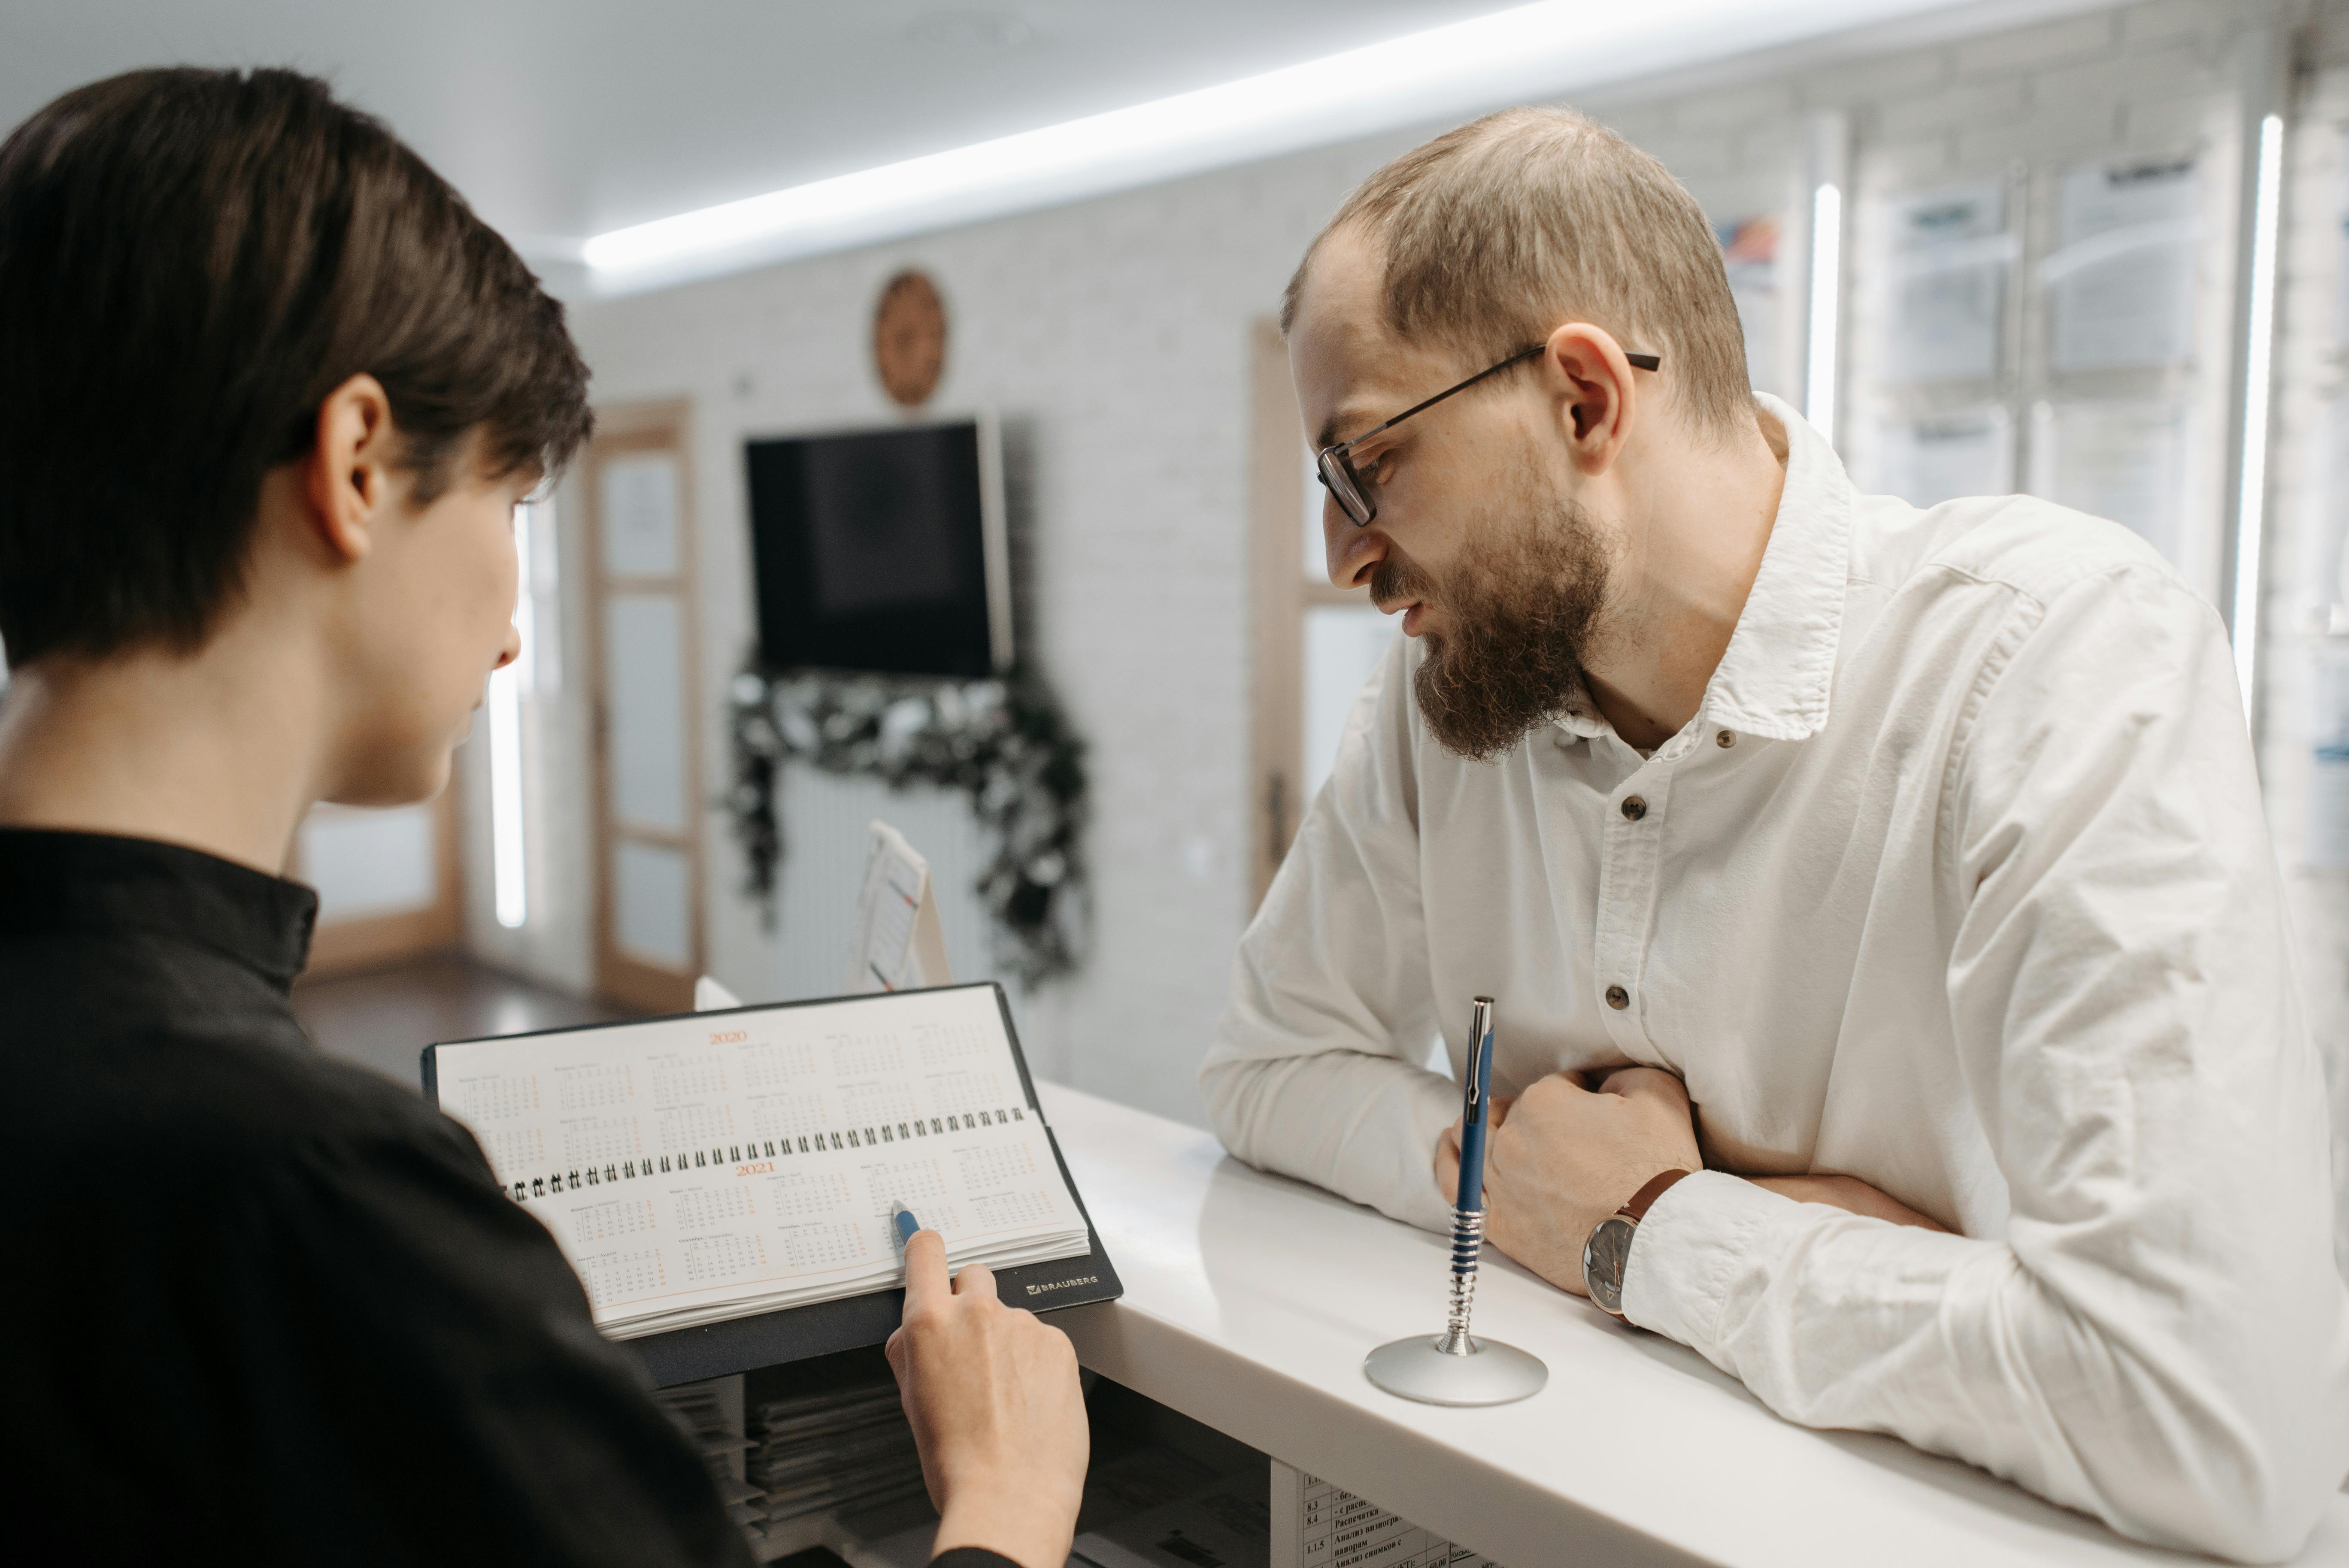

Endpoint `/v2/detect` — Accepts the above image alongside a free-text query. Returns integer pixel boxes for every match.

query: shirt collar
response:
[1549,393,1853,749]
[0,827,318,989]
[1551,672,1613,742]
[1696,393,1853,743]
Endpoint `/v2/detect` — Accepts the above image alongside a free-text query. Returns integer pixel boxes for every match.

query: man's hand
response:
[885,1230,1088,1568]
[1436,1067,1699,1297]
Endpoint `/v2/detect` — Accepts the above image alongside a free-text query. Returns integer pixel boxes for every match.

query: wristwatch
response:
[1582,1168,1693,1317]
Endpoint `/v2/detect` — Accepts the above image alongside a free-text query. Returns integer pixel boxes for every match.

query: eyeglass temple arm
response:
[1330,345,1662,456]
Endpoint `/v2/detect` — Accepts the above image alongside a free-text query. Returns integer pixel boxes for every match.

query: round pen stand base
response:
[1364,1333,1549,1407]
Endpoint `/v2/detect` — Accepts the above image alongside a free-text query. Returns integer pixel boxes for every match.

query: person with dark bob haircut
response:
[0,68,1089,1568]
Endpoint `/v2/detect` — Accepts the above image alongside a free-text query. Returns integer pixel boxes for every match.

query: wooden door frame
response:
[1249,318,1366,908]
[295,792,463,978]
[582,399,705,1013]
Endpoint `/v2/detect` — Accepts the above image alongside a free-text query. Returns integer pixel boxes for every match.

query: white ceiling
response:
[1,2,1510,250]
[0,0,2061,284]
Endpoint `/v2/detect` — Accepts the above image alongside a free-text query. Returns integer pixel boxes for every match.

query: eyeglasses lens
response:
[1316,448,1374,527]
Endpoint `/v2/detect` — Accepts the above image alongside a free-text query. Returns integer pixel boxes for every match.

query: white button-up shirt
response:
[1201,396,2349,1561]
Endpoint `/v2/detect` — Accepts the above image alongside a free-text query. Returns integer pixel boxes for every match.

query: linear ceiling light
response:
[583,0,1955,293]
[2231,111,2284,710]
[1804,180,1843,442]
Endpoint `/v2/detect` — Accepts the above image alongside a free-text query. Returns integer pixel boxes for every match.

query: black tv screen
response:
[744,420,1009,678]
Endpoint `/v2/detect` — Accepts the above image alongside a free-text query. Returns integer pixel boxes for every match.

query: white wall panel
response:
[770,765,999,1010]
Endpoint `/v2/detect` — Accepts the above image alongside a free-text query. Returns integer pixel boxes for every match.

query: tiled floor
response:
[293,955,631,1091]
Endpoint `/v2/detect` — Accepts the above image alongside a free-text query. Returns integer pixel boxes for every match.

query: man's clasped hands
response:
[1434,1066,1947,1299]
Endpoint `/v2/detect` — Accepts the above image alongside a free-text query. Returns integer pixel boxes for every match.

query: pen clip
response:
[1464,997,1495,1119]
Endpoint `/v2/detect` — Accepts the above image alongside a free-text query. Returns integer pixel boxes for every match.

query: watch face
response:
[1583,1216,1637,1316]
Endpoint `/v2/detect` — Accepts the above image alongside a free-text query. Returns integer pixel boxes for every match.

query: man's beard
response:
[1377,488,1609,763]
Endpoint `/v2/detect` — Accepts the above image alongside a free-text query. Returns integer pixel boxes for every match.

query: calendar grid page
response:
[430,986,1091,1338]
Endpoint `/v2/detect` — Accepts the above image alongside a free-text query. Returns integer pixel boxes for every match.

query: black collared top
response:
[0,828,762,1566]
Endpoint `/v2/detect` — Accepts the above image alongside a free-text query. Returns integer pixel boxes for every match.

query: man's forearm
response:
[1201,1047,1461,1232]
[1739,1173,1947,1231]
[1621,1174,2345,1562]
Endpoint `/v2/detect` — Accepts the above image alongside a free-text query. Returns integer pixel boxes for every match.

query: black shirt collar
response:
[0,827,317,987]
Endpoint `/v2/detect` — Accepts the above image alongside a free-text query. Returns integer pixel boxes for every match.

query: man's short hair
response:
[1284,106,1752,440]
[0,67,593,663]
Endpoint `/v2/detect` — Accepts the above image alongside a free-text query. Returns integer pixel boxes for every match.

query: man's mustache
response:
[1371,553,1437,608]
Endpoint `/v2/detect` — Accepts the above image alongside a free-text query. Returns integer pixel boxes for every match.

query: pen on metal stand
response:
[1442,997,1497,1356]
[1362,995,1546,1405]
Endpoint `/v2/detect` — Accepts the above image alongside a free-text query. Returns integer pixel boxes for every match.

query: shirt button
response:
[1620,795,1647,821]
[1716,730,1736,748]
[1605,984,1629,1010]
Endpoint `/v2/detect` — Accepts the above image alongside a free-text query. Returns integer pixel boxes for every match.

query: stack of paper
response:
[750,1380,928,1532]
[1074,1477,1271,1568]
[430,986,1094,1339]
[652,1377,767,1544]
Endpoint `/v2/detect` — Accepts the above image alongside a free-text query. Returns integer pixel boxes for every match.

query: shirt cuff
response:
[1616,1171,1797,1357]
[1388,1071,1468,1234]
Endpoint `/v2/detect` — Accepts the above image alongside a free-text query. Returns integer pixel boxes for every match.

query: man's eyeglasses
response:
[1314,342,1661,528]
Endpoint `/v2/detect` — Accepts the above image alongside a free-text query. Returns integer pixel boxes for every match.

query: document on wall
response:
[2027,397,2194,571]
[846,819,953,994]
[1715,213,1782,394]
[2337,130,2349,350]
[1882,182,2011,384]
[426,984,1091,1339]
[2306,645,2349,871]
[2045,158,2200,372]
[1269,1463,1503,1568]
[1872,405,2014,508]
[2310,396,2349,633]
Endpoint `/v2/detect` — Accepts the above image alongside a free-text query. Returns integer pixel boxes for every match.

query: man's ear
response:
[301,374,397,563]
[1539,324,1639,478]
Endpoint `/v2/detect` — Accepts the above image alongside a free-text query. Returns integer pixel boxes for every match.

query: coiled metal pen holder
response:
[1437,1208,1484,1356]
[1364,1207,1547,1405]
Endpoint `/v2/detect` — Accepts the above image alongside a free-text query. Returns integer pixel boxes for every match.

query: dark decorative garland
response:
[726,661,1088,986]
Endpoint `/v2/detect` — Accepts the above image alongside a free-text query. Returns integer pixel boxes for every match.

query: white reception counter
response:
[1035,1082,2349,1568]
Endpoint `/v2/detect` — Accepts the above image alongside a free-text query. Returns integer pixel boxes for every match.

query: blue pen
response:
[1441,997,1497,1355]
[1363,992,1547,1402]
[891,1199,921,1250]
[1454,997,1497,1215]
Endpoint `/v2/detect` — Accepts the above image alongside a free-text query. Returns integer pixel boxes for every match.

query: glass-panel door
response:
[586,406,702,1012]
[291,794,460,977]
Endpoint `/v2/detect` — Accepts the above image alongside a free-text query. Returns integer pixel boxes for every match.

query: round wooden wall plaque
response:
[873,269,947,409]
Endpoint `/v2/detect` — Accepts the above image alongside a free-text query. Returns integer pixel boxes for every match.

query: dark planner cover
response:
[422,982,1121,1388]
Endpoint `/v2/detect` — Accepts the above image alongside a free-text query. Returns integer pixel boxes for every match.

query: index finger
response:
[902,1228,949,1316]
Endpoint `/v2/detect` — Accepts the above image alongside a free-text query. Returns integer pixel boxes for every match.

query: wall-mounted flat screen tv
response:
[744,418,1011,678]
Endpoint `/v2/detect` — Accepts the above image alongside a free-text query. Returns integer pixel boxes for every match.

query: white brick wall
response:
[497,0,2344,1150]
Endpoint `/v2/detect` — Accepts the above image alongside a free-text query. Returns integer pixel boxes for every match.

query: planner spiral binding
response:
[491,1105,1029,1205]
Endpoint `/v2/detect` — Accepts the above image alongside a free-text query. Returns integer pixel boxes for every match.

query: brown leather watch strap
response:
[1619,1168,1693,1223]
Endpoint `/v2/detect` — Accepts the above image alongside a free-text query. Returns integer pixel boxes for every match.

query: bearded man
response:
[1200,107,2349,1562]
